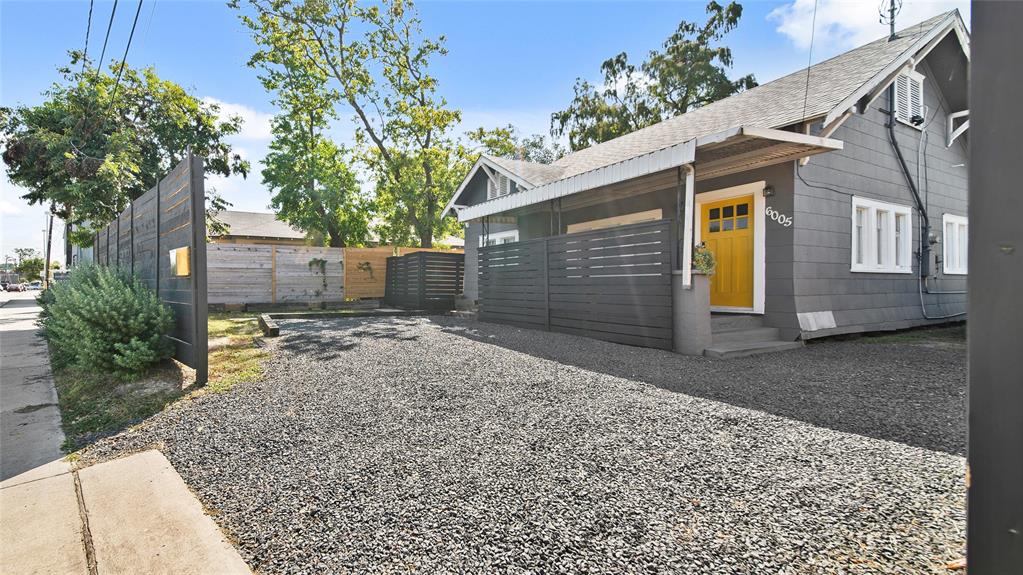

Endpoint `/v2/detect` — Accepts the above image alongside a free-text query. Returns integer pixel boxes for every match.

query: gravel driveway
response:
[85,316,965,574]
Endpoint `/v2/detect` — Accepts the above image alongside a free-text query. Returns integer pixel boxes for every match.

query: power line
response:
[106,0,145,114]
[96,0,119,74]
[81,0,94,72]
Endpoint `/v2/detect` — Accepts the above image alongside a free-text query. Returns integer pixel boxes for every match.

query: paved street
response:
[0,291,65,480]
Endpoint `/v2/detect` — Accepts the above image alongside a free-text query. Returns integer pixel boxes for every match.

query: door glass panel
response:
[722,219,734,231]
[737,203,749,216]
[709,207,720,220]
[723,206,734,218]
[736,217,748,229]
[709,220,720,232]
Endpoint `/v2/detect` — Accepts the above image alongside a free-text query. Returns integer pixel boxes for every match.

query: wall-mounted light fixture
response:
[762,185,775,198]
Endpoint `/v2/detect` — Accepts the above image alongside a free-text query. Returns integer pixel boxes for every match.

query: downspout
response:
[887,83,966,319]
[886,83,931,278]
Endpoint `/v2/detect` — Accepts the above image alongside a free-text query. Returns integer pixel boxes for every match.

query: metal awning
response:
[451,126,843,223]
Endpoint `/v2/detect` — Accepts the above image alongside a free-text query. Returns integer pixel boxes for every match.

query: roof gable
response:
[444,10,968,219]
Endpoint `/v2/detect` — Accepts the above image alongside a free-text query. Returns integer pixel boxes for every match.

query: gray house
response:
[443,11,969,356]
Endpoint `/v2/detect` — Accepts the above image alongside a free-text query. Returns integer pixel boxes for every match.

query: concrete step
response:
[711,314,763,331]
[711,326,780,344]
[703,340,804,359]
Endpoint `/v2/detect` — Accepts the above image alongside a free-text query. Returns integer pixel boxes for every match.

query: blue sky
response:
[1,0,968,262]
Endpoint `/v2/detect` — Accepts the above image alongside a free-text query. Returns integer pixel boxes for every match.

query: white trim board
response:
[693,181,766,315]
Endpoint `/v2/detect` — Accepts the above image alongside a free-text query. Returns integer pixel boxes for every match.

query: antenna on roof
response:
[879,0,902,41]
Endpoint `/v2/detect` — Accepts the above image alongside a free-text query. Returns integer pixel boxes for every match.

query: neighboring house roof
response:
[443,10,967,220]
[212,210,305,240]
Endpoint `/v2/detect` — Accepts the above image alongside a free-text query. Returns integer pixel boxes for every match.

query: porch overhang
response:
[451,126,843,223]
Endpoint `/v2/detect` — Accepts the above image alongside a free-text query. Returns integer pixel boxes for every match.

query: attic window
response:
[895,70,925,128]
[487,173,512,200]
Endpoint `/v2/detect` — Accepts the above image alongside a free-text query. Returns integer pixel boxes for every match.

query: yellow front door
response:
[701,195,754,308]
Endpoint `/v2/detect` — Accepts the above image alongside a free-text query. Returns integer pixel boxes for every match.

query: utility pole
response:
[42,212,54,288]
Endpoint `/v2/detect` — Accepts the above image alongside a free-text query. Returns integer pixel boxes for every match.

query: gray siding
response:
[793,57,968,337]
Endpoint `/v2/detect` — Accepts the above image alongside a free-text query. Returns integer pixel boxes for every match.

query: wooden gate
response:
[478,219,675,349]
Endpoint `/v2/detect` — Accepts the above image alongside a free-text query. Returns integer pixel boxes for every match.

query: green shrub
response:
[39,264,175,380]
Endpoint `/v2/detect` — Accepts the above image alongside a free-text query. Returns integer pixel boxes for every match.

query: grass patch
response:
[53,361,189,451]
[54,312,270,451]
[205,312,269,393]
[861,323,966,344]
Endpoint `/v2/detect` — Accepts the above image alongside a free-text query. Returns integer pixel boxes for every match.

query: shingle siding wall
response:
[793,58,968,338]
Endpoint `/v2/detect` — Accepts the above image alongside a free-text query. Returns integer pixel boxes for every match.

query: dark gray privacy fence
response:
[479,219,675,349]
[93,154,208,383]
[384,251,465,310]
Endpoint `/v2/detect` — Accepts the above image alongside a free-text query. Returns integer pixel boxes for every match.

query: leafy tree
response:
[262,118,372,247]
[245,4,372,248]
[0,53,250,243]
[466,125,566,165]
[234,0,460,247]
[15,257,45,282]
[13,248,37,264]
[551,1,757,151]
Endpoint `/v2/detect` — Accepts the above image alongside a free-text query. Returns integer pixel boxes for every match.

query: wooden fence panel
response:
[344,246,463,299]
[92,155,208,382]
[207,243,344,305]
[477,219,675,350]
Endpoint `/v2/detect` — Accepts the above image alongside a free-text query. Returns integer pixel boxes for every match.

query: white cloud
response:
[769,0,969,53]
[202,97,275,141]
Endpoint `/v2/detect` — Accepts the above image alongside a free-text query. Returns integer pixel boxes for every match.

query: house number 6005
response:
[765,206,793,227]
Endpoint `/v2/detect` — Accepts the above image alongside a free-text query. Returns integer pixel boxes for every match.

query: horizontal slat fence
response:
[478,219,675,350]
[344,246,463,299]
[384,251,464,310]
[92,155,208,383]
[207,243,344,305]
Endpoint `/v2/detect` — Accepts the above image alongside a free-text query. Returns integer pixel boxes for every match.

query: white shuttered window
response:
[895,70,925,128]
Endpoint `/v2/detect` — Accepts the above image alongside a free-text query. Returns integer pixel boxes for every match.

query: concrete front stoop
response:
[0,450,250,575]
[704,314,804,359]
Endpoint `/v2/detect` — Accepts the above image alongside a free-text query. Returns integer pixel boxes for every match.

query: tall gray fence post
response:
[543,238,550,331]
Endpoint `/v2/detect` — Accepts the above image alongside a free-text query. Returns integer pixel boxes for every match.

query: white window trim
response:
[942,213,968,275]
[851,196,913,274]
[694,181,766,315]
[895,70,925,130]
[479,229,519,247]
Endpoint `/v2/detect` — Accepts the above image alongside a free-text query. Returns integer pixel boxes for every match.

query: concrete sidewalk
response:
[0,450,250,574]
[0,291,66,480]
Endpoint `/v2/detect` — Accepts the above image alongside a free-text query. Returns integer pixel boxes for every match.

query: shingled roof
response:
[212,210,305,240]
[497,11,959,186]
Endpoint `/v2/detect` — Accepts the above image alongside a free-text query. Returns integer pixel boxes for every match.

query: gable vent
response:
[487,173,511,200]
[895,71,924,127]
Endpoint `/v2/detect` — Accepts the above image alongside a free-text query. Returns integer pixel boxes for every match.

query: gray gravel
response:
[84,317,965,574]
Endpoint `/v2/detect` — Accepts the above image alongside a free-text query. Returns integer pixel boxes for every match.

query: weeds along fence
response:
[92,154,207,383]
[384,251,465,310]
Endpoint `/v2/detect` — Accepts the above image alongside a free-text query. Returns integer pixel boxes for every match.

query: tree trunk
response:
[420,232,432,248]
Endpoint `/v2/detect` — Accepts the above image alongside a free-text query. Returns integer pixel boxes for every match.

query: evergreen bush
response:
[39,264,175,379]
